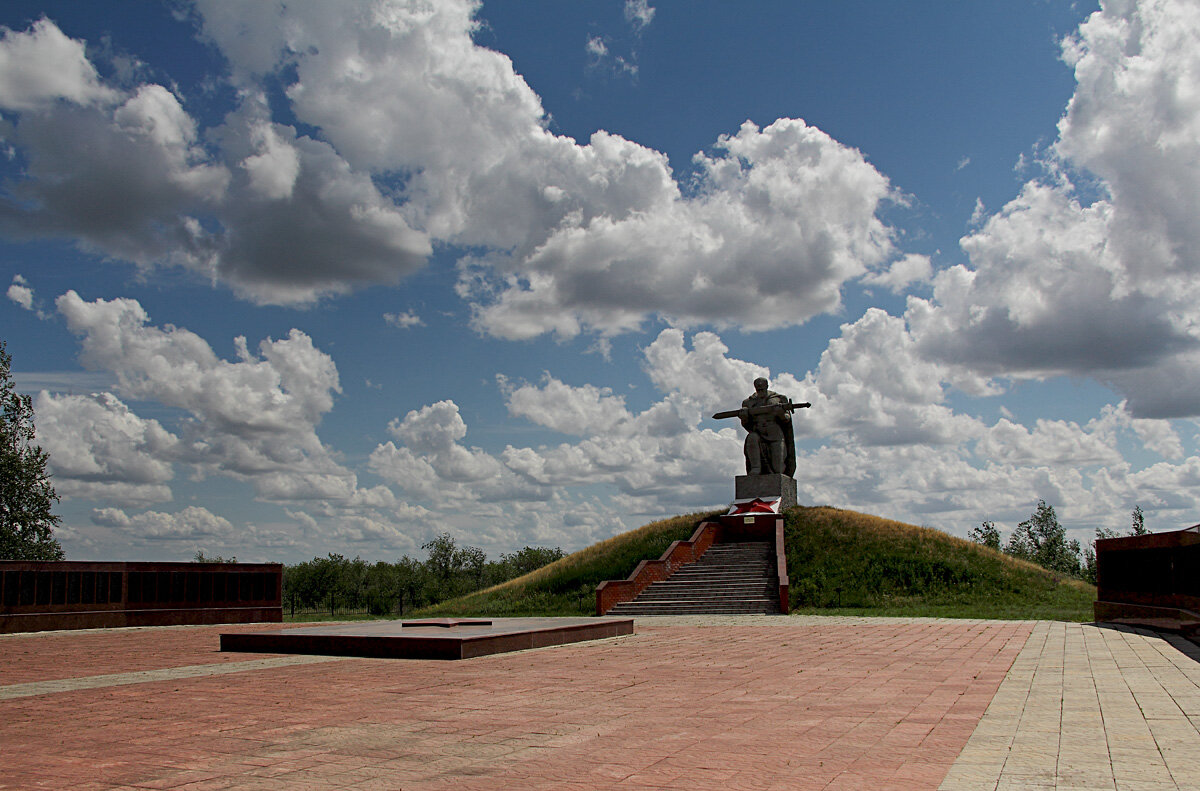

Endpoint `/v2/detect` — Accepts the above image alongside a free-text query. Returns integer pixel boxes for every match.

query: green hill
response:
[414,506,1096,621]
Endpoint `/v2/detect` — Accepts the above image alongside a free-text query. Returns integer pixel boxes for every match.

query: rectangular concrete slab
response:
[219,616,633,660]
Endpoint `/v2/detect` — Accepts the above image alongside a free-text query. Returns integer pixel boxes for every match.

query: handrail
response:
[775,517,789,614]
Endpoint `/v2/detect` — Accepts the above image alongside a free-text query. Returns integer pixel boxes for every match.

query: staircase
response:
[606,542,780,615]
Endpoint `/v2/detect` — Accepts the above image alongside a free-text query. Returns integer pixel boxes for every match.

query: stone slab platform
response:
[220,616,633,660]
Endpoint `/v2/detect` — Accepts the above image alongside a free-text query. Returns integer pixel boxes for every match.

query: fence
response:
[0,560,282,633]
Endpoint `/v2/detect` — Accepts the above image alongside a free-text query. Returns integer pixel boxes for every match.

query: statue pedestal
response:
[735,474,797,511]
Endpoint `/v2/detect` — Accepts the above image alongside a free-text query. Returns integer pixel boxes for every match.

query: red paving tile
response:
[0,619,1032,790]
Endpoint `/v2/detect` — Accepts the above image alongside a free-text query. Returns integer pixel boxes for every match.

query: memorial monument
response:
[713,377,810,510]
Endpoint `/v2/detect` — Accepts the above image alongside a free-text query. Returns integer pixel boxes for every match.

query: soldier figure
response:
[739,377,797,477]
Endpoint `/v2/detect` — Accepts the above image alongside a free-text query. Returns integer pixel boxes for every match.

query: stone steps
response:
[607,541,781,616]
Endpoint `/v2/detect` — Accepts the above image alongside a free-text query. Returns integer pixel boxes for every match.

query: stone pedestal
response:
[735,474,797,511]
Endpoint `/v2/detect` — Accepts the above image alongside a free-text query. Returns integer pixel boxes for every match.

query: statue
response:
[712,377,809,477]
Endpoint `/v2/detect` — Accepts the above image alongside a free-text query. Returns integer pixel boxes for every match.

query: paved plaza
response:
[1,616,1197,790]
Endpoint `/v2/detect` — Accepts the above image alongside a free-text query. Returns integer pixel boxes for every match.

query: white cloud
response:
[586,35,608,59]
[6,276,32,310]
[861,253,932,294]
[240,120,301,201]
[0,18,115,109]
[465,118,896,339]
[0,19,430,305]
[624,0,656,31]
[525,324,1200,538]
[504,376,630,437]
[641,329,769,412]
[90,505,236,540]
[0,7,904,328]
[906,0,1200,418]
[191,2,899,333]
[35,391,176,506]
[51,290,403,510]
[383,310,423,328]
[209,98,432,303]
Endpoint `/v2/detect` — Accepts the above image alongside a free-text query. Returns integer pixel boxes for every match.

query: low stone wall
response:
[1094,525,1200,635]
[0,560,282,633]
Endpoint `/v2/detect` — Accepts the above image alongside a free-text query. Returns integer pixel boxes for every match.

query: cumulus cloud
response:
[6,274,32,310]
[0,18,429,304]
[0,5,905,327]
[0,18,115,109]
[861,253,932,294]
[51,290,400,509]
[504,376,630,437]
[90,505,235,540]
[463,118,896,338]
[906,0,1200,418]
[35,391,177,506]
[192,1,898,331]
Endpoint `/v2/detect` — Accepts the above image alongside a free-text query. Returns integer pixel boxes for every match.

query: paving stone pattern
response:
[0,616,1196,790]
[939,621,1200,791]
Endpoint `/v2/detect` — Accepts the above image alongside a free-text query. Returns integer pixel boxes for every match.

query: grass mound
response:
[416,505,1096,621]
[786,506,1095,620]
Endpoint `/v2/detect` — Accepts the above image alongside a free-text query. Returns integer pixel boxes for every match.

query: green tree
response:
[193,550,237,563]
[460,544,487,588]
[393,555,426,613]
[364,561,399,615]
[1083,505,1150,584]
[1005,500,1081,576]
[1130,505,1148,535]
[0,341,64,560]
[422,532,461,583]
[968,521,1001,551]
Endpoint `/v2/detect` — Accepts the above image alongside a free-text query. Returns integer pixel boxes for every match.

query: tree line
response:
[968,501,1148,584]
[279,534,565,616]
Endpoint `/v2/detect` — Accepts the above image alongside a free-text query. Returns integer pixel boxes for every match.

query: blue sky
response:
[3,0,1200,563]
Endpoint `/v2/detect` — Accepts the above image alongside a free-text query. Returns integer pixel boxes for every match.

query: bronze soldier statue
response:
[713,377,809,477]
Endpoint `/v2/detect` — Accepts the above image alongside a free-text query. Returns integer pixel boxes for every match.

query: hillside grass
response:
[411,505,1096,621]
[784,506,1095,621]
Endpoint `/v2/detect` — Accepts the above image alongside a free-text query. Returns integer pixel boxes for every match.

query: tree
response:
[459,544,487,587]
[422,532,463,582]
[501,545,566,577]
[1005,500,1081,576]
[193,550,237,563]
[0,341,64,560]
[1083,505,1150,584]
[968,521,1001,551]
[1130,505,1148,535]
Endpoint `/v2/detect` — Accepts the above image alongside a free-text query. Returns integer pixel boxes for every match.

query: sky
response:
[3,0,1200,564]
